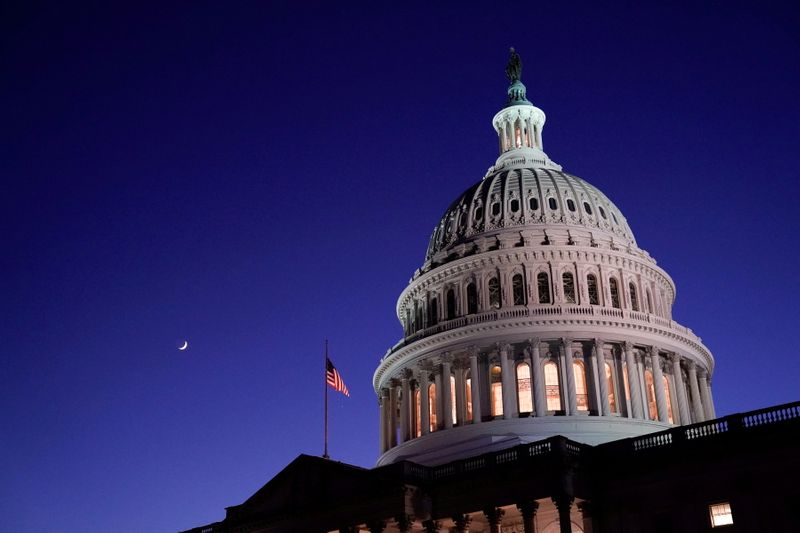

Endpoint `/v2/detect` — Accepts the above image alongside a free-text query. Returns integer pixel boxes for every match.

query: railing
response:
[623,400,800,453]
[385,304,701,361]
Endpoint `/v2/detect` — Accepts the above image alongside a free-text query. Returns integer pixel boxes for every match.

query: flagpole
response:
[323,338,329,459]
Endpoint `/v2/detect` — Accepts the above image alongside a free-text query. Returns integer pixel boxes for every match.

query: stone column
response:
[389,381,399,447]
[469,348,482,424]
[400,370,411,442]
[594,339,611,416]
[650,348,669,423]
[379,388,389,453]
[484,507,504,533]
[670,354,690,425]
[419,367,431,435]
[562,338,577,415]
[517,501,539,533]
[698,369,715,420]
[441,354,454,429]
[686,361,705,423]
[624,342,644,419]
[453,514,472,533]
[704,375,717,419]
[577,501,593,533]
[529,339,546,417]
[499,343,516,419]
[553,495,574,533]
[434,372,442,430]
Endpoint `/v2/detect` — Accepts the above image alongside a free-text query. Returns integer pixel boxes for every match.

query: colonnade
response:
[379,338,715,454]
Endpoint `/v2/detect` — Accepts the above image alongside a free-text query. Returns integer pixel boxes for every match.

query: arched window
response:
[646,290,653,313]
[574,360,589,411]
[517,363,532,413]
[548,197,558,210]
[429,297,438,326]
[587,274,599,305]
[491,202,501,216]
[529,197,539,211]
[537,272,551,304]
[645,371,657,421]
[663,376,674,424]
[450,375,457,425]
[414,388,421,437]
[488,277,501,309]
[465,371,473,422]
[466,283,478,314]
[428,383,438,432]
[490,365,503,417]
[446,288,456,319]
[512,273,526,305]
[544,361,562,411]
[474,205,483,221]
[605,362,617,413]
[563,272,576,303]
[510,198,520,212]
[610,278,621,308]
[629,282,639,311]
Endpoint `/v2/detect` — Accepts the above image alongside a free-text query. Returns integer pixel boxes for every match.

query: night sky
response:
[2,2,799,531]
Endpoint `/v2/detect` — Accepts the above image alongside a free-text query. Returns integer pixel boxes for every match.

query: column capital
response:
[483,507,505,526]
[467,345,479,358]
[380,387,390,398]
[686,359,697,371]
[669,353,682,364]
[417,359,434,373]
[517,500,539,516]
[697,368,708,378]
[561,336,573,347]
[649,345,660,357]
[440,352,454,364]
[401,368,413,380]
[528,337,541,347]
[422,519,441,533]
[452,514,472,533]
[623,340,634,352]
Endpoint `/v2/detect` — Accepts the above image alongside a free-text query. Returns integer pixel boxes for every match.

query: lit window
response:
[512,273,525,305]
[562,272,576,303]
[574,361,588,411]
[544,361,562,411]
[605,362,617,413]
[414,389,421,437]
[622,362,631,402]
[517,363,532,413]
[645,370,657,421]
[548,197,558,210]
[465,372,473,422]
[537,272,551,304]
[428,383,437,432]
[709,502,733,527]
[488,277,501,308]
[490,365,503,417]
[664,376,674,424]
[450,375,456,424]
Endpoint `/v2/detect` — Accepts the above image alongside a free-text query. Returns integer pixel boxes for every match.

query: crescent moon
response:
[178,341,188,350]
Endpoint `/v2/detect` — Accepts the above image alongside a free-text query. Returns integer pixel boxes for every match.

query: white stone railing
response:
[387,304,699,360]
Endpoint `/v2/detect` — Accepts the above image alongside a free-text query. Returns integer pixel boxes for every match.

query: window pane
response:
[429,383,437,432]
[537,273,551,304]
[605,362,617,413]
[467,283,478,314]
[548,197,558,210]
[629,282,639,311]
[529,197,539,210]
[544,362,562,411]
[415,389,421,437]
[489,277,501,308]
[574,361,588,411]
[709,503,733,527]
[645,371,657,420]
[513,274,525,305]
[664,376,674,424]
[610,278,621,308]
[517,363,532,413]
[563,272,576,303]
[588,275,599,305]
[465,376,473,422]
[490,365,503,417]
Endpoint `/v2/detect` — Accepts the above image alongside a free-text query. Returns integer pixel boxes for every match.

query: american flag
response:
[326,357,350,397]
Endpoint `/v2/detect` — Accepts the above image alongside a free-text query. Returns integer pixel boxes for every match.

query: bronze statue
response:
[505,47,522,82]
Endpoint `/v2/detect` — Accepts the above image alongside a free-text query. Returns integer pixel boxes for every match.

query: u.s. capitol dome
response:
[373,50,715,466]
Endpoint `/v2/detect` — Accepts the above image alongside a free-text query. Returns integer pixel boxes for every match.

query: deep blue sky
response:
[2,1,798,531]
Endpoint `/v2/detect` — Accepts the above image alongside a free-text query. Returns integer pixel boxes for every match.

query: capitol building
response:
[182,51,798,533]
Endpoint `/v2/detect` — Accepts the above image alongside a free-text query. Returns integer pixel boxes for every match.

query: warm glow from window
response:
[490,365,503,417]
[645,370,657,420]
[414,389,421,437]
[544,361,561,411]
[664,376,674,423]
[517,363,532,413]
[465,375,473,422]
[709,502,733,527]
[574,361,588,411]
[450,375,456,424]
[605,362,617,413]
[428,383,437,432]
[622,362,631,401]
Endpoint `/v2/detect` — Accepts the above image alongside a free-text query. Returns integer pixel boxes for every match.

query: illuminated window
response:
[664,376,674,423]
[629,282,639,311]
[548,197,557,210]
[465,372,473,422]
[414,388,421,437]
[622,362,631,402]
[466,283,478,314]
[544,361,561,411]
[490,365,503,417]
[450,375,456,424]
[488,277,501,308]
[587,274,599,305]
[605,362,617,413]
[610,278,621,308]
[512,273,525,305]
[563,272,576,303]
[446,289,456,319]
[537,272,551,304]
[709,502,733,527]
[517,363,532,413]
[645,370,657,420]
[574,360,588,411]
[428,383,437,432]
